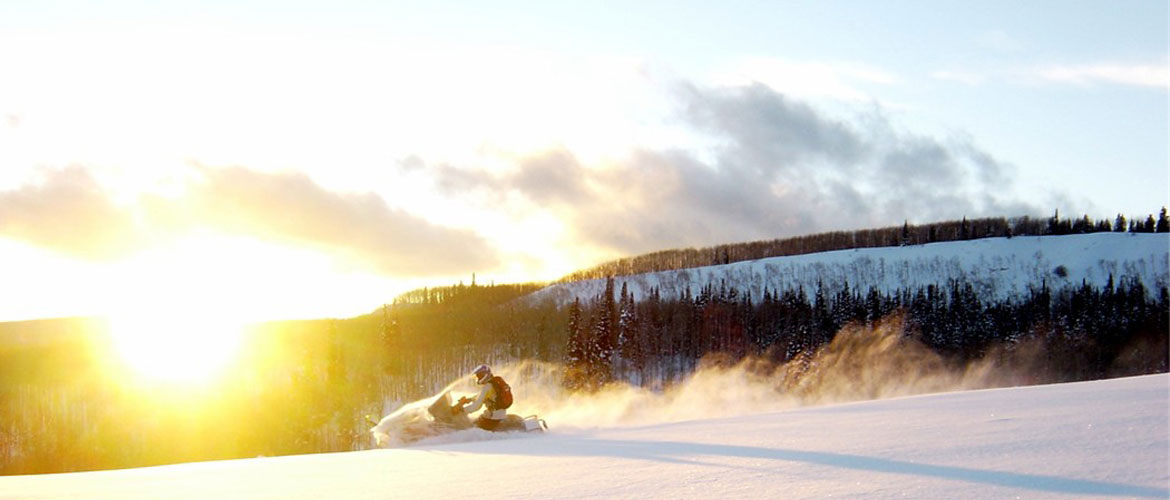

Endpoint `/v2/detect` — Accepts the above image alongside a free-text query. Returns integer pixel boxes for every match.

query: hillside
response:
[528,233,1170,305]
[3,374,1166,499]
[4,232,1166,475]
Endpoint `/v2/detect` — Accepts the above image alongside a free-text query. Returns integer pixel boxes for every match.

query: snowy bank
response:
[528,233,1170,305]
[4,374,1166,499]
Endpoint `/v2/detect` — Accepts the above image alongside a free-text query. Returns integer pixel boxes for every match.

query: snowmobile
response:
[370,388,547,447]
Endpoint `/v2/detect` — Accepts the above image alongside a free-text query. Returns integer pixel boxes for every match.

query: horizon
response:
[3,210,1165,324]
[1,1,1167,323]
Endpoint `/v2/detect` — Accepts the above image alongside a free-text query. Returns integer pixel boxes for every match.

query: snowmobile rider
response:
[455,364,510,431]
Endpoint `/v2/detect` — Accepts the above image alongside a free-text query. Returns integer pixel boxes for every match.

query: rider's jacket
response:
[464,381,506,420]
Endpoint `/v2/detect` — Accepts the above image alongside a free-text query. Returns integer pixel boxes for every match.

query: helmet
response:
[472,364,492,384]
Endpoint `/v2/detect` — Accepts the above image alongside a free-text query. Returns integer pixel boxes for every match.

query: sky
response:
[0,0,1166,322]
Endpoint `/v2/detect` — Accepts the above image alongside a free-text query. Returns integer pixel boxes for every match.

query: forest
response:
[561,275,1168,391]
[1,210,1167,474]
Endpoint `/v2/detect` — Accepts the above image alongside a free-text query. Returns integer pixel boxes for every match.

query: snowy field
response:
[529,233,1170,306]
[4,374,1166,499]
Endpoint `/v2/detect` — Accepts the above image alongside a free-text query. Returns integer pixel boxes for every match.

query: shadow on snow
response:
[479,436,1167,498]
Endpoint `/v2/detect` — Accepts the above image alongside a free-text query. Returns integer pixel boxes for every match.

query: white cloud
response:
[1036,62,1169,89]
[932,62,1169,90]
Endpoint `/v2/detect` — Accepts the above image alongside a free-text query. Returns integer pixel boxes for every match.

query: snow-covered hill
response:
[4,374,1166,499]
[528,233,1170,305]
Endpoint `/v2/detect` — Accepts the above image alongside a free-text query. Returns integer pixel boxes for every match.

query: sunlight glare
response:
[101,236,260,385]
[107,309,244,384]
[97,231,406,384]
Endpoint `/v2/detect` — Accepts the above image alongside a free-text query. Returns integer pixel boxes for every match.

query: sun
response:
[106,309,245,384]
[100,236,260,385]
[95,231,394,384]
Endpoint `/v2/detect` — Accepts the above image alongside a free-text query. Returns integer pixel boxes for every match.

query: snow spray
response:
[376,313,1054,445]
[511,316,1037,426]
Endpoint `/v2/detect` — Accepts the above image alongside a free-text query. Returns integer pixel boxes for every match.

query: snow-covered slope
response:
[528,233,1170,305]
[4,374,1166,499]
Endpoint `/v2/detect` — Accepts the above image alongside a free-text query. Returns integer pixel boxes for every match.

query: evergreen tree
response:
[589,277,618,383]
[566,299,584,364]
[1072,215,1091,233]
[1093,218,1109,232]
[812,281,833,345]
[616,282,642,373]
[563,298,591,390]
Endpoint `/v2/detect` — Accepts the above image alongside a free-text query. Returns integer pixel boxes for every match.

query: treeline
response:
[391,278,543,307]
[563,276,1170,391]
[560,208,1170,282]
[380,281,566,383]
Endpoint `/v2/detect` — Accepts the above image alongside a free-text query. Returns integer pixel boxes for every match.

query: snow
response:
[4,374,1166,499]
[528,233,1170,305]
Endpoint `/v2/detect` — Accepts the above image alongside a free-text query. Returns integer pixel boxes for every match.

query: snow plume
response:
[501,315,1011,430]
[375,314,1048,448]
[370,378,462,448]
[769,315,1007,405]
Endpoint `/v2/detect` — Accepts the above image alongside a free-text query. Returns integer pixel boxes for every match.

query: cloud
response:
[0,167,140,259]
[934,61,1169,90]
[511,150,591,205]
[0,165,497,277]
[678,82,869,170]
[429,82,1039,257]
[1035,62,1169,89]
[173,166,498,276]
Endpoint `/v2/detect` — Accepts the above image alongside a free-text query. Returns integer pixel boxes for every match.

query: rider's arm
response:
[462,383,492,413]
